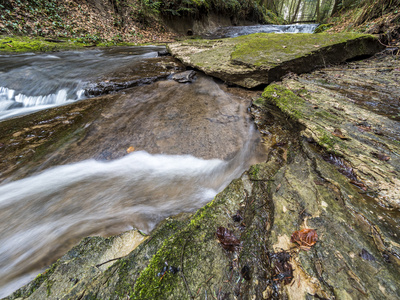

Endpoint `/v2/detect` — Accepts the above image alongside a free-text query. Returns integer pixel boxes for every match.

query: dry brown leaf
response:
[332,128,349,140]
[291,228,318,250]
[127,146,135,153]
[216,227,240,251]
[371,152,390,161]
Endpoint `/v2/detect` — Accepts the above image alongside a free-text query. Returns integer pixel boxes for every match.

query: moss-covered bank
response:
[0,35,141,53]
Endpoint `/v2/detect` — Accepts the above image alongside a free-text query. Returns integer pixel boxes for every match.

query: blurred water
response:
[0,46,164,121]
[0,130,259,296]
[204,23,318,39]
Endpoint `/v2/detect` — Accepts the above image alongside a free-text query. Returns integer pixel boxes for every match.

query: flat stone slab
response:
[168,33,384,88]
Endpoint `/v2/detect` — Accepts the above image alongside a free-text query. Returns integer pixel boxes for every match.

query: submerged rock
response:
[171,70,196,83]
[167,33,384,88]
[85,57,185,96]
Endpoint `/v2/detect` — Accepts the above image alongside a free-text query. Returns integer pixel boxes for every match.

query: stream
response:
[0,24,317,297]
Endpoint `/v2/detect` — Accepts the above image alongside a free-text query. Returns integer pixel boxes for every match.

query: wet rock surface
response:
[4,52,400,299]
[167,33,384,88]
[171,70,197,83]
[84,56,185,96]
[256,54,400,209]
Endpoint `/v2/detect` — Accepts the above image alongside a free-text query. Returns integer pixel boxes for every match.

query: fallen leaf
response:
[313,44,320,47]
[127,146,135,153]
[371,152,390,161]
[216,227,240,251]
[282,45,287,48]
[332,128,349,140]
[291,228,318,250]
[360,249,376,261]
[350,180,367,191]
[269,250,293,285]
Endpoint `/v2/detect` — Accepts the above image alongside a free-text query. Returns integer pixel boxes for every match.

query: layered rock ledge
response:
[167,33,384,88]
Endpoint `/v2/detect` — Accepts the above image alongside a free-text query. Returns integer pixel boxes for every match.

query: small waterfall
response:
[205,24,319,39]
[0,86,85,120]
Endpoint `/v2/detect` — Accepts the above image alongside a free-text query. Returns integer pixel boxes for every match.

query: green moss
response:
[130,179,247,299]
[314,24,334,33]
[249,164,260,177]
[316,129,342,151]
[9,260,59,298]
[230,32,370,67]
[260,84,305,120]
[253,97,266,107]
[132,199,220,298]
[314,110,338,121]
[0,35,138,53]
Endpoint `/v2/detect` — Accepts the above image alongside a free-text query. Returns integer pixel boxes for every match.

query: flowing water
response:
[204,23,318,39]
[0,46,164,120]
[0,45,267,296]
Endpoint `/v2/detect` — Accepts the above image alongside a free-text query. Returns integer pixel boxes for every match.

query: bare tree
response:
[291,0,302,23]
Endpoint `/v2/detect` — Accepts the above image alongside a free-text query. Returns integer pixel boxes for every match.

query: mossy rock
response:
[168,32,384,88]
[313,23,334,33]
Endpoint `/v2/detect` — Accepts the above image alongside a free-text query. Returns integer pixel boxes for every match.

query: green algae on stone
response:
[0,35,80,52]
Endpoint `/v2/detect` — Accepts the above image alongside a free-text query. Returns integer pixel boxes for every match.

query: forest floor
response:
[329,10,400,49]
[0,0,179,46]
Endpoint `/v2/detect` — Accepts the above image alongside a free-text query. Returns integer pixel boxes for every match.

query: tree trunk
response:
[332,0,342,14]
[290,0,302,23]
[316,0,321,23]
